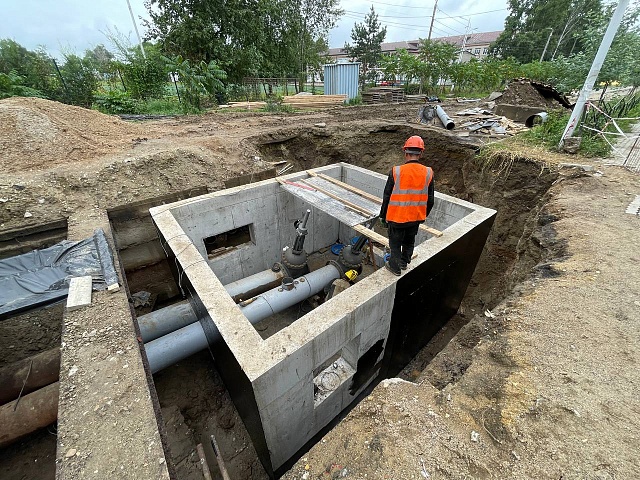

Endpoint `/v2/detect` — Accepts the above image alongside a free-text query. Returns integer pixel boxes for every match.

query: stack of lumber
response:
[282,94,347,109]
[362,87,405,104]
[221,101,267,109]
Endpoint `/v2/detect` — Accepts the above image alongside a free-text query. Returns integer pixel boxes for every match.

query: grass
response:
[511,110,612,158]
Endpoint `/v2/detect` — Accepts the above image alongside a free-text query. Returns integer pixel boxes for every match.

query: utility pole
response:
[428,0,438,40]
[540,28,553,62]
[450,19,472,92]
[126,0,146,59]
[559,0,630,149]
[457,19,472,63]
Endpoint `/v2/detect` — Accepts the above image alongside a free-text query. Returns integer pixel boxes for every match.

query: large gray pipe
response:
[138,301,197,342]
[435,105,455,130]
[144,264,341,373]
[146,321,210,374]
[240,264,340,324]
[224,267,286,302]
[138,267,287,342]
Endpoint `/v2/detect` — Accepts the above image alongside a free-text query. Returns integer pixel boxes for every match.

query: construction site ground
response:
[1,96,639,479]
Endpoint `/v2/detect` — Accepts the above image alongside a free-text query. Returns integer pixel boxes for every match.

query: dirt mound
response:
[0,97,147,174]
[499,79,565,110]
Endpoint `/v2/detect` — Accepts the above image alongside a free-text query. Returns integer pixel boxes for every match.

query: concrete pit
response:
[0,125,561,480]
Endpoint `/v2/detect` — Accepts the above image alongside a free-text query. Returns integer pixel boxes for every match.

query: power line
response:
[433,18,466,36]
[437,7,470,28]
[341,15,467,40]
[345,1,509,18]
[343,9,431,19]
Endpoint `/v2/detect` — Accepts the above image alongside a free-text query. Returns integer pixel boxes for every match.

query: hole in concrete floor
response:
[113,127,560,479]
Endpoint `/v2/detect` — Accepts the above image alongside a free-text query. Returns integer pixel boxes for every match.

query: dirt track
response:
[1,97,639,479]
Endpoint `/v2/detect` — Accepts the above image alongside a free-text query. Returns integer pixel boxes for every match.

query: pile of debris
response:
[454,107,529,136]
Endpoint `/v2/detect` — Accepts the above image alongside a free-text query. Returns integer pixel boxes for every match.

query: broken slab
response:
[66,276,92,311]
[494,104,546,123]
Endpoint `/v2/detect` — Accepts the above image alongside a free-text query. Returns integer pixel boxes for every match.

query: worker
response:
[379,135,434,276]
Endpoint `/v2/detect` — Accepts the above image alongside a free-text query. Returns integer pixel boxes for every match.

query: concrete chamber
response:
[148,163,496,477]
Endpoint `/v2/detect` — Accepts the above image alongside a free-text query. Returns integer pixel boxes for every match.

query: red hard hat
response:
[403,135,424,152]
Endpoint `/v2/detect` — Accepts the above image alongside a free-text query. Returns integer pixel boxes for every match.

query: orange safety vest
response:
[386,163,433,223]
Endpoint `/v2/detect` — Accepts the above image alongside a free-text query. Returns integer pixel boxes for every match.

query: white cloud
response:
[0,0,508,59]
[330,0,508,47]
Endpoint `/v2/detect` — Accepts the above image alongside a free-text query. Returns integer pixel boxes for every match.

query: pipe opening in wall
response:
[204,224,253,259]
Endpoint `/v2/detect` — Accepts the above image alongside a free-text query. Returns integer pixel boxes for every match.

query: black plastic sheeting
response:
[0,229,118,320]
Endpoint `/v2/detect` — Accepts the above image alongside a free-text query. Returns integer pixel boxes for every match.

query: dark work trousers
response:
[388,223,420,271]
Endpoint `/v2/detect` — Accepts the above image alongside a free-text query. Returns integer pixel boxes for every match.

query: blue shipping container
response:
[324,63,360,101]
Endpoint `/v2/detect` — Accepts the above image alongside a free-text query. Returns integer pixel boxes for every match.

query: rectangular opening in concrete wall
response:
[148,162,496,476]
[204,223,253,259]
[313,335,358,408]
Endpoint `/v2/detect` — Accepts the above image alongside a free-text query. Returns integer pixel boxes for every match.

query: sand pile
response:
[0,97,147,174]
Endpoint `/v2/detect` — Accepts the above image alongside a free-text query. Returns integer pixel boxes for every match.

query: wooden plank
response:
[66,276,93,311]
[307,170,443,237]
[352,224,389,248]
[419,224,443,237]
[224,168,276,188]
[298,179,372,216]
[277,180,370,227]
[310,172,382,204]
[304,177,381,213]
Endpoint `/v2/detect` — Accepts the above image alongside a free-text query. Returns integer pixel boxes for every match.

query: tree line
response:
[1,0,639,113]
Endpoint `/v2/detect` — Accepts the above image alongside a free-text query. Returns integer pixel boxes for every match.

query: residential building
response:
[327,31,502,64]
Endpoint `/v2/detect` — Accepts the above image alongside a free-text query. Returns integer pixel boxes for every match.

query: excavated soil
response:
[1,97,639,479]
[499,79,564,110]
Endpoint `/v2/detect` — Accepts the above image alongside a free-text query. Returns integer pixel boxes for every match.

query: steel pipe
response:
[240,264,340,324]
[0,382,59,448]
[138,300,198,342]
[145,321,210,374]
[144,264,341,373]
[138,267,287,341]
[435,105,455,130]
[0,347,60,405]
[224,267,286,302]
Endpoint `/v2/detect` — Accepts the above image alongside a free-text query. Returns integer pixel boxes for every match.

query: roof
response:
[327,31,502,57]
[431,31,502,47]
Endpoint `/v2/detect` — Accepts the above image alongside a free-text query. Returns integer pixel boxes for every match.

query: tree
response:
[60,54,99,107]
[164,55,227,110]
[343,6,387,89]
[0,71,46,99]
[84,45,114,77]
[417,39,458,93]
[491,0,604,63]
[144,0,342,83]
[0,40,60,98]
[547,3,640,94]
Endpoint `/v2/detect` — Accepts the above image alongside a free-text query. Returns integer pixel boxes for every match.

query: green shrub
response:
[404,83,421,95]
[521,110,611,157]
[0,71,46,99]
[347,95,362,106]
[94,90,140,114]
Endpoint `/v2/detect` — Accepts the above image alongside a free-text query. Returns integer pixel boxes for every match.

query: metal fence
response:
[623,134,640,173]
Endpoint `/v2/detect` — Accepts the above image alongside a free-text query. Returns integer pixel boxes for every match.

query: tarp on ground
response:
[0,229,118,319]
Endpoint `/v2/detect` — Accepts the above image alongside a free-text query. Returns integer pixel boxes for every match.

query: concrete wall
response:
[149,163,496,476]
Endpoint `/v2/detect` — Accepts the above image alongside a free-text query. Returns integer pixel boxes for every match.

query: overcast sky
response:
[0,0,509,59]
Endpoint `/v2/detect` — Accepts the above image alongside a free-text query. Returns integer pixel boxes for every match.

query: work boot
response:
[400,261,408,270]
[385,261,401,276]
